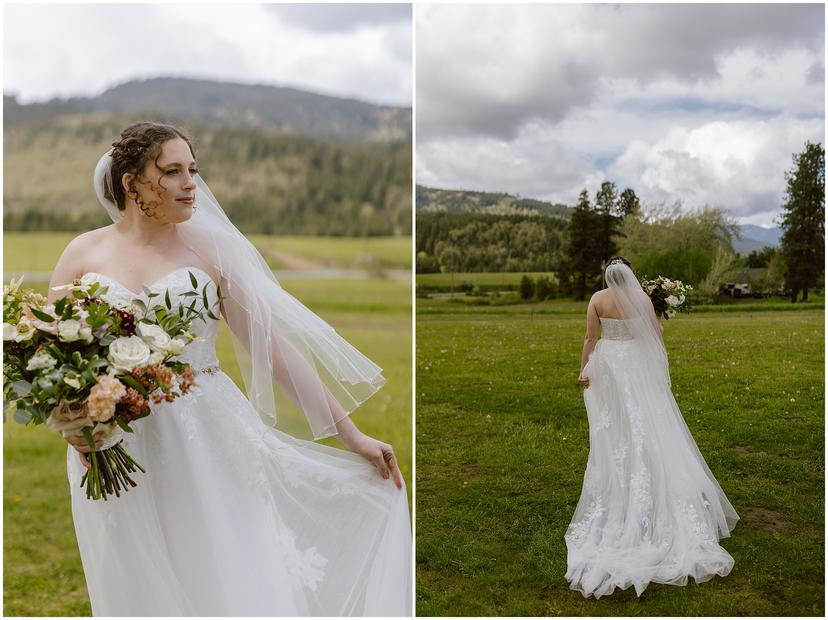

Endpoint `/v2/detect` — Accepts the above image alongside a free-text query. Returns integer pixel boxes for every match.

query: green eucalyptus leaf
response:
[29,308,54,322]
[11,379,32,397]
[119,374,148,396]
[116,418,135,433]
[13,408,32,424]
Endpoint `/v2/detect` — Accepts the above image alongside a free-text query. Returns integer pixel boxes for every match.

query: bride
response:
[47,122,411,616]
[566,257,739,599]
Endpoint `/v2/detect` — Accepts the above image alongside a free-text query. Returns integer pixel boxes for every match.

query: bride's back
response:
[592,289,626,321]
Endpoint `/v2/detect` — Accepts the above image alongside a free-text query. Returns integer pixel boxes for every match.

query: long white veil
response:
[604,261,671,388]
[93,150,385,440]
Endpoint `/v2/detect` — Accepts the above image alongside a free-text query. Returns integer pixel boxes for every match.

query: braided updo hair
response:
[606,256,632,269]
[105,122,196,211]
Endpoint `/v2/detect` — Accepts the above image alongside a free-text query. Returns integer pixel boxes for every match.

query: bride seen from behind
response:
[47,122,411,616]
[567,256,739,599]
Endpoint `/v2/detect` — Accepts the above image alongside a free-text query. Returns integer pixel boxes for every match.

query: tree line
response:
[416,212,568,273]
[416,142,824,304]
[4,117,412,236]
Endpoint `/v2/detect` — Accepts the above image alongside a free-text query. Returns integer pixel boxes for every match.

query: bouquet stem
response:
[80,429,146,501]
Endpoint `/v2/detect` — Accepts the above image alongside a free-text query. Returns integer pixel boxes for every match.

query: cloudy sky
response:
[3,3,411,107]
[417,4,824,227]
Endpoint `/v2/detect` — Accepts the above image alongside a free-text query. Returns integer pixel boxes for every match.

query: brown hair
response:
[106,122,196,211]
[606,256,632,269]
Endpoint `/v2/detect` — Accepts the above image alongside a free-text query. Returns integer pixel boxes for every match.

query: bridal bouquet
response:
[3,272,221,500]
[641,276,692,320]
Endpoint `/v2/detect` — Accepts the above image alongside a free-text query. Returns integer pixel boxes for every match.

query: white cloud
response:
[416,120,604,203]
[3,4,411,106]
[416,3,825,225]
[608,116,824,226]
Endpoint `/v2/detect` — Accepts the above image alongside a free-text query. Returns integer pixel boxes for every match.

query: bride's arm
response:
[47,235,106,465]
[217,286,403,489]
[579,295,601,387]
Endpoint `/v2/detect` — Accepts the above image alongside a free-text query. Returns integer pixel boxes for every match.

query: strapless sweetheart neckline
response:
[81,266,216,297]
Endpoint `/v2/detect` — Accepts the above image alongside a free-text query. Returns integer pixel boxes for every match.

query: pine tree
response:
[594,181,622,263]
[618,187,641,217]
[779,141,825,302]
[565,190,601,301]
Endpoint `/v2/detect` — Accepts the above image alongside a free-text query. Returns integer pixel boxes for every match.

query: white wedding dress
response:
[565,317,739,599]
[66,267,412,616]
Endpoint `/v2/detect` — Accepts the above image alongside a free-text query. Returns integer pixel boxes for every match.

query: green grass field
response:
[250,234,411,269]
[3,236,412,617]
[3,232,411,272]
[416,301,824,616]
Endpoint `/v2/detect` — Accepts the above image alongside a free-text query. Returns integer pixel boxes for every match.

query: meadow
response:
[3,233,412,616]
[3,232,411,273]
[416,298,824,616]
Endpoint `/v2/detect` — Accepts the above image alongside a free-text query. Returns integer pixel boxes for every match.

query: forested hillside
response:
[5,114,411,235]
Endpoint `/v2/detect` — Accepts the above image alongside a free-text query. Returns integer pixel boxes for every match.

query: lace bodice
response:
[85,266,221,370]
[600,317,633,341]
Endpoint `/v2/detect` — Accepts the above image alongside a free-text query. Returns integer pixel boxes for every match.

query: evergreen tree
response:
[594,181,622,263]
[779,141,825,302]
[618,187,641,217]
[565,190,601,301]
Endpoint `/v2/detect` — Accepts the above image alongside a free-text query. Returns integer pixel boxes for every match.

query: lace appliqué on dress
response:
[565,496,606,545]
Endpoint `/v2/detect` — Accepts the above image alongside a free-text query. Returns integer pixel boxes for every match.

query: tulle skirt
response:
[67,371,411,616]
[565,339,739,598]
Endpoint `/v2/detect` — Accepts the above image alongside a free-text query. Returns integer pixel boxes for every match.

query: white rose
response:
[166,337,187,356]
[14,316,36,342]
[678,294,685,305]
[26,350,57,371]
[79,326,94,343]
[3,323,19,341]
[108,335,151,371]
[665,295,679,307]
[57,319,82,342]
[137,323,172,352]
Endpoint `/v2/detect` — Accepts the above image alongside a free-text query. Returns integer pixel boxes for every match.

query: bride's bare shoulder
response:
[52,226,117,279]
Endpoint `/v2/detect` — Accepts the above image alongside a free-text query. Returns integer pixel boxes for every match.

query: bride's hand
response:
[339,429,403,489]
[578,375,590,389]
[65,432,105,470]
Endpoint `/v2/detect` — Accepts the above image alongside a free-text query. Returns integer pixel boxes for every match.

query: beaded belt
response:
[195,365,220,375]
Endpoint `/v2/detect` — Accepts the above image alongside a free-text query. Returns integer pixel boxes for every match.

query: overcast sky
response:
[417,4,824,227]
[3,3,411,107]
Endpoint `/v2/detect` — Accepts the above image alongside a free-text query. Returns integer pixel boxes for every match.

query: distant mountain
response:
[734,224,782,254]
[4,77,411,142]
[416,185,571,218]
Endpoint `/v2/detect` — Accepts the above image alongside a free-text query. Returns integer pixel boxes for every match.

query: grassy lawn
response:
[249,234,411,269]
[4,251,412,616]
[416,301,824,616]
[417,294,825,316]
[3,232,411,273]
